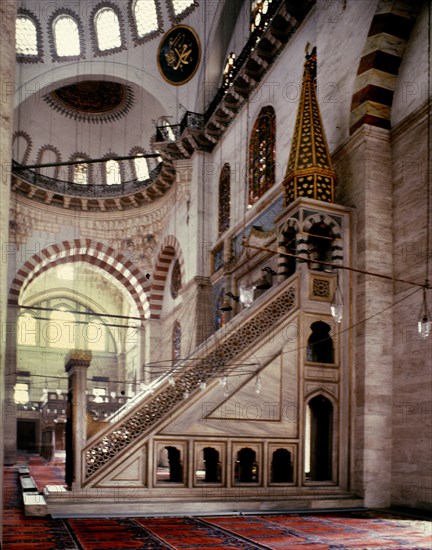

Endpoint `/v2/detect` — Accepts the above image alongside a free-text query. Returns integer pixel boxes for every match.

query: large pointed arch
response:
[150,235,185,319]
[9,239,150,320]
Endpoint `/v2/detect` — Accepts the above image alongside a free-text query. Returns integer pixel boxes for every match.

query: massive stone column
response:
[334,125,394,507]
[0,0,17,542]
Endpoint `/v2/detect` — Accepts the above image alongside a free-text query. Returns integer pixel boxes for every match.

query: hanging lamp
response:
[418,284,431,339]
[330,273,343,323]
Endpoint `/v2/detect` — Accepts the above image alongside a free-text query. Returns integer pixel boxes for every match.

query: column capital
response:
[65,350,92,372]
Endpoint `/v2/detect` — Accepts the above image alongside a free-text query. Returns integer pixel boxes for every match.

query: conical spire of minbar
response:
[283,46,336,206]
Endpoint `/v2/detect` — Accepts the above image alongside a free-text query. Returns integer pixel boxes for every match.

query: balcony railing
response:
[12,160,163,198]
[156,111,204,142]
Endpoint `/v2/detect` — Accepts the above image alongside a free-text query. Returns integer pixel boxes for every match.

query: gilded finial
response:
[282,46,336,206]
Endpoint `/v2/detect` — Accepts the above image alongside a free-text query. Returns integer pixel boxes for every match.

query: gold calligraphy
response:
[165,32,193,71]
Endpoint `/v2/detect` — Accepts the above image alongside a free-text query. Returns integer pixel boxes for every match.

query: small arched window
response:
[235,447,258,483]
[248,105,276,207]
[53,14,81,57]
[36,146,61,179]
[105,159,121,185]
[218,163,230,236]
[271,449,293,483]
[133,154,149,181]
[307,321,334,364]
[307,222,334,271]
[132,0,159,39]
[94,7,122,51]
[16,15,38,56]
[70,156,91,185]
[202,447,221,482]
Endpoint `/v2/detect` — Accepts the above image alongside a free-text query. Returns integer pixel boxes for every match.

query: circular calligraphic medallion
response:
[157,25,201,85]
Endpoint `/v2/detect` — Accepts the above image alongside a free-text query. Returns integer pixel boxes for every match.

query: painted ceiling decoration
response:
[44,81,135,123]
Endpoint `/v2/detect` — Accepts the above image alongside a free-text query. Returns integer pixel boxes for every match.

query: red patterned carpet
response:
[3,456,431,549]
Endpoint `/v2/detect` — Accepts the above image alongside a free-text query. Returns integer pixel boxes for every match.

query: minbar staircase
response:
[45,275,363,517]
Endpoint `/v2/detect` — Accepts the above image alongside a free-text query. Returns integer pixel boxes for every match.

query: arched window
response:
[132,0,159,40]
[133,154,149,181]
[202,447,221,482]
[248,105,276,207]
[52,14,81,57]
[36,146,61,179]
[235,447,258,483]
[305,395,333,481]
[307,222,334,271]
[16,15,38,56]
[94,7,122,51]
[166,446,183,482]
[172,321,181,362]
[218,163,230,236]
[105,159,121,185]
[307,321,334,364]
[70,155,91,185]
[271,449,293,483]
[17,314,37,346]
[160,119,177,141]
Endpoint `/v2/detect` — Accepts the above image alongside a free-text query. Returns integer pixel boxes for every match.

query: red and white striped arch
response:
[150,235,185,320]
[9,239,150,320]
[350,0,421,134]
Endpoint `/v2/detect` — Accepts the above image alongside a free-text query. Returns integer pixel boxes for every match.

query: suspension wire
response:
[243,243,429,289]
[14,304,143,322]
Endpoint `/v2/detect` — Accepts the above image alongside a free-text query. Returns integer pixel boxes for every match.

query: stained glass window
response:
[94,7,121,51]
[72,159,88,185]
[133,0,158,37]
[248,105,276,207]
[16,16,38,56]
[218,163,231,236]
[171,259,182,299]
[172,321,181,362]
[53,15,81,57]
